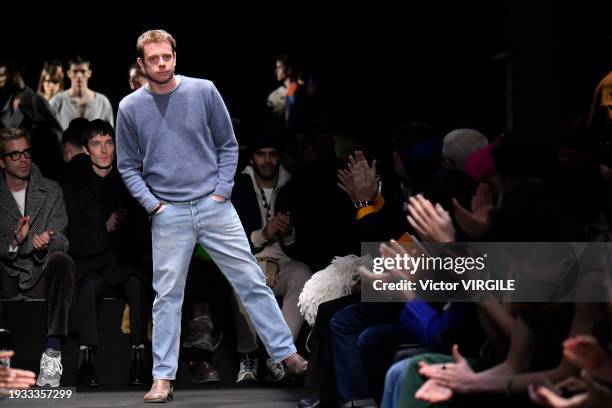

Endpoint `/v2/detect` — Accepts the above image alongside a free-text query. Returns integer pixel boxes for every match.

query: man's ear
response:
[0,158,5,170]
[82,145,91,156]
[137,58,145,72]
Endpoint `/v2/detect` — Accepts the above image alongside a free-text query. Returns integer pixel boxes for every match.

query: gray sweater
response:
[115,76,238,213]
[49,90,114,131]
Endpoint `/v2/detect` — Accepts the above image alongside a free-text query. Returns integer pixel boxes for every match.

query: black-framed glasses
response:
[3,149,32,161]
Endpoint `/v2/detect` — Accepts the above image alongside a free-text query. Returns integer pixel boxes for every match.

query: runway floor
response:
[4,386,313,407]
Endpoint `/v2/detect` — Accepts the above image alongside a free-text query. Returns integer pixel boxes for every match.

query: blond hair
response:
[0,128,30,155]
[136,30,176,59]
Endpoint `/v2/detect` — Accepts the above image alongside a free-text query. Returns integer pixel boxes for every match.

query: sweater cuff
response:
[250,229,267,248]
[282,228,296,246]
[143,197,161,214]
[213,183,233,199]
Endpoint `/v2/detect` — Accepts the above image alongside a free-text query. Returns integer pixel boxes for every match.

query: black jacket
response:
[62,164,147,284]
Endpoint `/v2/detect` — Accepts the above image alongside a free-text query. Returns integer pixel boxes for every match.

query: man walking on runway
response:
[115,29,307,403]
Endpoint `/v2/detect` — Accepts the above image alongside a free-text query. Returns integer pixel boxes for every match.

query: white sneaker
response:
[0,349,10,368]
[265,358,286,382]
[236,353,258,383]
[37,349,62,387]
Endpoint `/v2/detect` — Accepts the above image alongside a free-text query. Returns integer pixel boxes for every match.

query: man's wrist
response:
[353,199,375,209]
[12,231,24,246]
[150,203,164,215]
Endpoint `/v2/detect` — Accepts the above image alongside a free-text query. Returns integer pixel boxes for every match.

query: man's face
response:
[0,137,32,180]
[84,134,115,169]
[138,41,176,85]
[67,63,91,89]
[275,61,287,82]
[128,68,147,90]
[252,147,280,180]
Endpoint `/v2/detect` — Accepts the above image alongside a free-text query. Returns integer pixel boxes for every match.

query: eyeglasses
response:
[3,149,32,161]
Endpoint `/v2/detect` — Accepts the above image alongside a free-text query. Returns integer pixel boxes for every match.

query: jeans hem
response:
[152,376,175,381]
[270,348,298,364]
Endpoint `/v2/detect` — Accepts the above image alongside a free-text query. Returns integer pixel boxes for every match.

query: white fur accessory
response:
[298,254,373,326]
[266,85,288,115]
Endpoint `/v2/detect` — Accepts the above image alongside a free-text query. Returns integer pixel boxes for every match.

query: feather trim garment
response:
[298,254,373,326]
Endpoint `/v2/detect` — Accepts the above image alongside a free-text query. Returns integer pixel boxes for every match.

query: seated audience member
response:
[0,127,74,387]
[441,128,489,170]
[397,180,605,407]
[231,133,311,382]
[530,334,612,407]
[62,119,148,387]
[328,168,480,408]
[180,251,225,384]
[289,129,359,271]
[0,59,64,180]
[128,63,147,91]
[36,61,64,102]
[60,118,89,164]
[49,56,114,131]
[587,69,612,128]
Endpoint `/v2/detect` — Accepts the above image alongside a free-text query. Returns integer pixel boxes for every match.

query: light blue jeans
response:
[381,357,412,408]
[150,194,296,380]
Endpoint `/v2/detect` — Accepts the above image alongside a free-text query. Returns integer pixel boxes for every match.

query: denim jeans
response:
[381,357,412,408]
[150,194,296,380]
[330,302,413,404]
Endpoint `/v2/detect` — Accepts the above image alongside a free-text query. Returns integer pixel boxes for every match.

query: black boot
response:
[129,345,147,385]
[77,346,99,387]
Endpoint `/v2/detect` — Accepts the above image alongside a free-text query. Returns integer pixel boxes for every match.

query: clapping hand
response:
[407,195,456,243]
[337,151,379,201]
[452,183,494,239]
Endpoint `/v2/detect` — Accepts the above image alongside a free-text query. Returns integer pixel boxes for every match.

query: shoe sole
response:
[192,374,221,384]
[144,392,173,403]
[236,373,257,383]
[36,378,60,387]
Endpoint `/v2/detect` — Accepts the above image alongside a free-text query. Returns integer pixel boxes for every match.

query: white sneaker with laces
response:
[265,358,286,382]
[236,354,258,383]
[37,349,62,387]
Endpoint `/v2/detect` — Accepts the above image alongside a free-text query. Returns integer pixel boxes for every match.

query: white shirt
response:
[11,188,26,216]
[8,188,26,254]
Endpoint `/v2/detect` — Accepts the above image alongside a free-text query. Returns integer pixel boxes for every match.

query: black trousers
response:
[76,270,147,346]
[0,252,75,337]
[304,293,361,408]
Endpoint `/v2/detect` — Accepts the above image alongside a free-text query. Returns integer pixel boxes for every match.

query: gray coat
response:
[0,164,69,290]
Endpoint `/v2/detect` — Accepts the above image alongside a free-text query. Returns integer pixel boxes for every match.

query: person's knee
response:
[47,252,75,279]
[357,327,378,352]
[285,261,312,289]
[385,358,411,385]
[329,307,354,335]
[125,275,145,296]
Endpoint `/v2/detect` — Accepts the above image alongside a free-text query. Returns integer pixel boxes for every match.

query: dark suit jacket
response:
[62,164,146,284]
[0,164,69,290]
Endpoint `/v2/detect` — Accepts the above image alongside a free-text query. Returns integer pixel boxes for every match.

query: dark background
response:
[2,3,611,138]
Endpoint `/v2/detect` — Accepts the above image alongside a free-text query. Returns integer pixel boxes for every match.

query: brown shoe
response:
[144,379,173,403]
[283,353,308,377]
[190,360,221,384]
